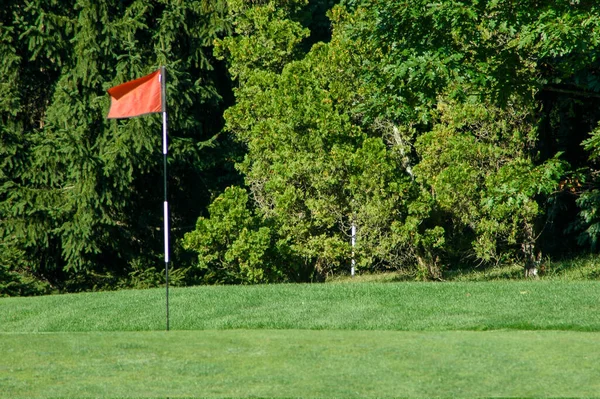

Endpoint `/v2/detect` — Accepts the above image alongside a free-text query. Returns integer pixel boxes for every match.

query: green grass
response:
[2,281,600,398]
[2,330,600,398]
[2,281,600,332]
[330,254,600,283]
[445,255,600,282]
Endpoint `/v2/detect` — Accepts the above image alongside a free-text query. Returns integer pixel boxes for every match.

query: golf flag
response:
[107,66,171,331]
[107,69,163,119]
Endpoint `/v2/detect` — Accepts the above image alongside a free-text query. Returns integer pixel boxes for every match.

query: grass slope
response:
[2,281,600,332]
[2,330,600,398]
[2,281,600,398]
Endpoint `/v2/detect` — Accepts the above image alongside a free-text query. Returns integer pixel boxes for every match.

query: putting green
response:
[1,329,598,398]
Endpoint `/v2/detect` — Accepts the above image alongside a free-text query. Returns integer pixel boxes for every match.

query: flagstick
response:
[107,68,171,331]
[163,112,169,332]
[160,66,170,332]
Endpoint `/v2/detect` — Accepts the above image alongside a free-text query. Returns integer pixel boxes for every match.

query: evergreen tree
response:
[0,0,238,294]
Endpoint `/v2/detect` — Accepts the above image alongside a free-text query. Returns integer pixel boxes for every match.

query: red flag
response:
[107,69,163,119]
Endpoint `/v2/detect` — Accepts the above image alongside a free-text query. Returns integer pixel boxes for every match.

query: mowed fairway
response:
[1,281,600,398]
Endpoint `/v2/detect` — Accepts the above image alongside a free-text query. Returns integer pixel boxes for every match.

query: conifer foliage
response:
[0,0,234,294]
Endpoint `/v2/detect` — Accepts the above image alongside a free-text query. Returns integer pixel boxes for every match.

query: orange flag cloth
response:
[107,69,163,119]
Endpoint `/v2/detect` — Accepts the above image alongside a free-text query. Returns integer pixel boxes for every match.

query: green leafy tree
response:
[415,97,565,264]
[329,0,600,272]
[183,186,301,283]
[212,0,424,278]
[208,0,600,279]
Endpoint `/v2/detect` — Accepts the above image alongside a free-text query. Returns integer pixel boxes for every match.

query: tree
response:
[326,0,599,271]
[415,96,565,264]
[205,0,600,279]
[0,0,238,294]
[210,0,425,278]
[183,186,302,283]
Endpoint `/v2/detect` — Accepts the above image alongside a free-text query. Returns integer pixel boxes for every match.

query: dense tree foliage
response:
[4,0,600,294]
[0,0,239,294]
[186,0,600,280]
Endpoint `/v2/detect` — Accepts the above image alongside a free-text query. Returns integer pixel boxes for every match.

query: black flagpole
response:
[160,66,169,331]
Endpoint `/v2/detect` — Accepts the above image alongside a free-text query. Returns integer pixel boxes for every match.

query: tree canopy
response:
[3,0,600,294]
[187,0,600,280]
[0,0,238,294]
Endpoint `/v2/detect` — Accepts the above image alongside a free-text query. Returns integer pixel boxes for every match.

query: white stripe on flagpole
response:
[164,201,169,263]
[351,222,356,277]
[162,111,168,155]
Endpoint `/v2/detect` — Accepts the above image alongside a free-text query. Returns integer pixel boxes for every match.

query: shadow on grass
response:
[327,253,600,283]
